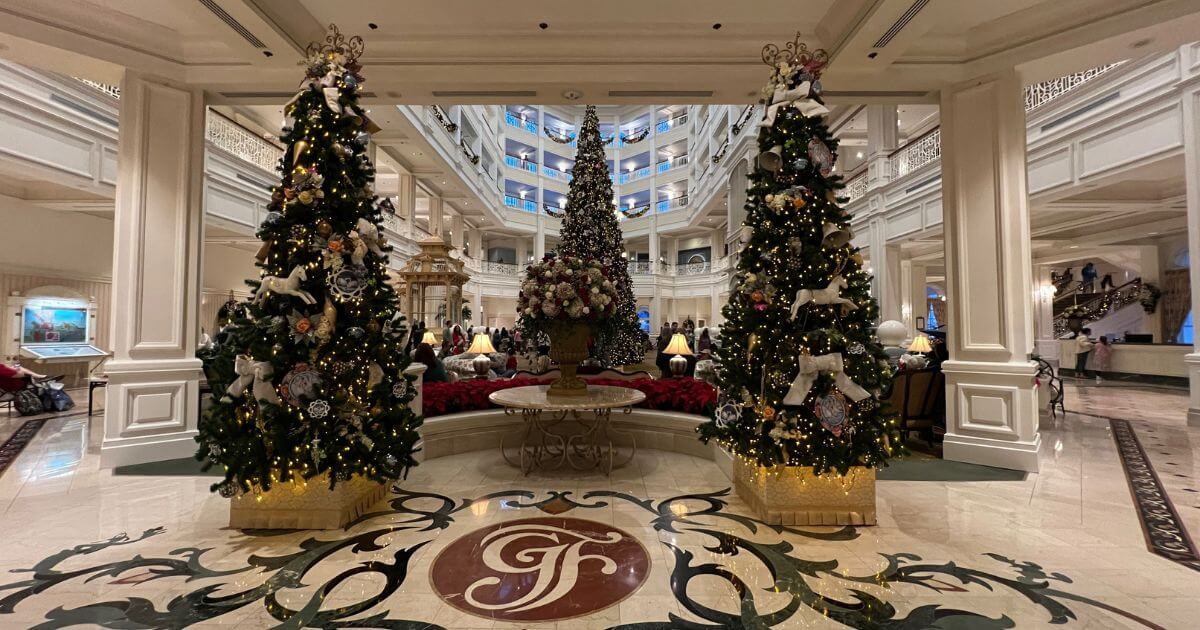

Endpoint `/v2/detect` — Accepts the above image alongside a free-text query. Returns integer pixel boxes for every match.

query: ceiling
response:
[1,0,1198,105]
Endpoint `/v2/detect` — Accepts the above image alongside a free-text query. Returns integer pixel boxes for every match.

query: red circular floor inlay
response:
[429,516,651,622]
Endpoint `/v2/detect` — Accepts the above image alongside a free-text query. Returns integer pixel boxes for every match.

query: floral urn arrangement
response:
[518,254,619,395]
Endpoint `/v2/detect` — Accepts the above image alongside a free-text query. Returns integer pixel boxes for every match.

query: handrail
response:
[504,154,539,173]
[655,195,689,212]
[1051,277,1143,338]
[655,113,688,133]
[73,77,121,99]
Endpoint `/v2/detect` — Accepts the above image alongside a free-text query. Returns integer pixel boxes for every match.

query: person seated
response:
[414,342,450,383]
[498,349,519,378]
[0,362,46,391]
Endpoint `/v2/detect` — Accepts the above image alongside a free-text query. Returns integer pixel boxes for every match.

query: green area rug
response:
[114,457,220,477]
[877,457,1026,482]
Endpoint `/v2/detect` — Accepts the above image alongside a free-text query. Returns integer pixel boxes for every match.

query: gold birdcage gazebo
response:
[394,236,470,332]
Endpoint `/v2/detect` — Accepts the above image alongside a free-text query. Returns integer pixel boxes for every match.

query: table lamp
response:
[421,330,437,346]
[466,333,497,378]
[907,334,933,355]
[664,333,694,376]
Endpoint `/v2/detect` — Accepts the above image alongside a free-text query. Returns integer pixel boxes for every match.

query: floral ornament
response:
[737,272,778,312]
[392,379,409,399]
[287,310,317,343]
[330,265,367,300]
[307,399,330,418]
[847,342,866,355]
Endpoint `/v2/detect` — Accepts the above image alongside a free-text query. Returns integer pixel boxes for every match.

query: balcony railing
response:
[482,261,520,276]
[655,113,688,133]
[731,105,757,136]
[205,111,284,173]
[503,195,538,212]
[504,154,539,173]
[504,111,538,134]
[657,154,689,173]
[673,261,711,276]
[618,165,653,184]
[711,139,730,164]
[74,77,121,99]
[890,127,941,180]
[459,139,480,165]
[843,171,868,203]
[429,105,457,133]
[627,261,653,275]
[542,165,573,182]
[655,195,689,213]
[1024,63,1124,112]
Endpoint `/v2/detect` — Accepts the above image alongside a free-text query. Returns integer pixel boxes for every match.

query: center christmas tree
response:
[698,38,903,475]
[195,26,422,497]
[555,105,643,367]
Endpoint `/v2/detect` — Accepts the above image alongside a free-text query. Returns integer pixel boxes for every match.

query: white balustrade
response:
[1023,63,1123,112]
[843,172,868,202]
[889,128,941,180]
[205,112,284,174]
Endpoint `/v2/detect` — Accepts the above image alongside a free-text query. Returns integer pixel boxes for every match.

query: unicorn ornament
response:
[790,276,857,318]
[253,265,316,305]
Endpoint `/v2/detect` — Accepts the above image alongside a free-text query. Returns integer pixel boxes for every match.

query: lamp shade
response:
[907,334,933,353]
[421,331,438,345]
[663,333,693,356]
[467,333,496,355]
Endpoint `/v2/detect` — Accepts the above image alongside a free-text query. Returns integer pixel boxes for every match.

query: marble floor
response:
[0,383,1198,628]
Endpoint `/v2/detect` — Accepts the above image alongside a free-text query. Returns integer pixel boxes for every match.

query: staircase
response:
[1052,278,1142,338]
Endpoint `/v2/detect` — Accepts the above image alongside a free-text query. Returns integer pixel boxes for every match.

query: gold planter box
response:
[733,457,877,526]
[229,474,389,530]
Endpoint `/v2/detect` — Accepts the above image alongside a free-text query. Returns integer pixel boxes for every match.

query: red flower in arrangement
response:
[422,377,717,417]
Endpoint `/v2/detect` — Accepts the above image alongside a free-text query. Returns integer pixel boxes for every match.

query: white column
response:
[1135,245,1163,341]
[900,259,926,338]
[428,195,444,237]
[1180,78,1200,426]
[449,213,464,252]
[102,71,206,467]
[868,218,902,322]
[397,170,416,240]
[1032,265,1057,359]
[516,238,528,265]
[534,214,546,260]
[469,228,483,260]
[865,104,899,188]
[939,69,1040,472]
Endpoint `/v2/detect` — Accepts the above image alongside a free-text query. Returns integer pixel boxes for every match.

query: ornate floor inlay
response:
[0,484,1169,629]
[0,417,46,477]
[1110,417,1200,573]
[430,516,650,622]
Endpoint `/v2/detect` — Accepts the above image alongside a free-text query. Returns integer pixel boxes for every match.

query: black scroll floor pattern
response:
[1109,417,1200,573]
[0,484,1169,629]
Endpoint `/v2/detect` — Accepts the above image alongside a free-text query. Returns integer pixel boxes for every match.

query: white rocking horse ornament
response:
[790,276,858,318]
[253,265,316,305]
[356,218,386,257]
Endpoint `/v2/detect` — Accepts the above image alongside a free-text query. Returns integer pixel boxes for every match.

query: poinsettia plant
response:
[517,254,619,335]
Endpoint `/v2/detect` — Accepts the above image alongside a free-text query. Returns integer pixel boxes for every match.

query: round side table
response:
[489,384,644,475]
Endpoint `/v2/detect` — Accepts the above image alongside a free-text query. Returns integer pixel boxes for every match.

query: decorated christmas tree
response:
[195,25,422,496]
[556,105,643,367]
[698,37,903,474]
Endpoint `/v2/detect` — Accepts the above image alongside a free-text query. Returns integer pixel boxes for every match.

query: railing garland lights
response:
[430,105,458,133]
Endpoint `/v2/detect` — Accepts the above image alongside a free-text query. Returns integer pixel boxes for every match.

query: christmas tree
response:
[557,105,643,367]
[195,25,422,496]
[698,37,903,474]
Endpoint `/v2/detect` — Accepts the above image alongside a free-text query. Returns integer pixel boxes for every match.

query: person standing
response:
[1074,328,1094,379]
[1099,273,1115,291]
[1092,336,1112,382]
[1081,262,1097,293]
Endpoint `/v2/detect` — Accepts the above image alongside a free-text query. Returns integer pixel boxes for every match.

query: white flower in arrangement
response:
[545,291,554,299]
[565,269,573,275]
[544,271,553,278]
[582,306,590,314]
[591,286,600,294]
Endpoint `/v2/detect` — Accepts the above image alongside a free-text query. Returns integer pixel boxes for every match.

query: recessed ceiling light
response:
[539,22,549,30]
[262,51,274,58]
[1148,231,1158,235]
[855,151,863,159]
[712,23,722,30]
[368,22,379,30]
[1131,37,1153,49]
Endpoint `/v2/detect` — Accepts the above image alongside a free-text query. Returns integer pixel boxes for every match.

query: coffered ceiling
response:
[1,0,1197,104]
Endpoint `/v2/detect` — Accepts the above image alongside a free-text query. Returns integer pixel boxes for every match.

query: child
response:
[1092,336,1112,382]
[499,349,519,378]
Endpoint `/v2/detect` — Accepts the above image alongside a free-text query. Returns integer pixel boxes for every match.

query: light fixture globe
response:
[875,320,907,347]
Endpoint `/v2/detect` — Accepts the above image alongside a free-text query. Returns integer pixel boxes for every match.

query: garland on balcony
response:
[731,105,757,136]
[620,127,651,145]
[544,126,576,144]
[619,204,650,219]
[429,105,457,133]
[543,205,564,218]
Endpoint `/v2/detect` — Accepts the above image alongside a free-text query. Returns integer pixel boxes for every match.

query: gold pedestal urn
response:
[545,322,593,396]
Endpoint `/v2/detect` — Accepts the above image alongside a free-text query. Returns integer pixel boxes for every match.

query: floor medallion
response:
[429,516,651,622]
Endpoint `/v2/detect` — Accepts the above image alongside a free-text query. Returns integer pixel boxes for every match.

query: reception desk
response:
[1059,341,1191,379]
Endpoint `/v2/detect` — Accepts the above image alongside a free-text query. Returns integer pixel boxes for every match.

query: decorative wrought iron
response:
[731,104,757,136]
[1051,277,1143,338]
[304,23,365,64]
[430,105,458,133]
[1024,63,1124,112]
[711,139,729,164]
[761,33,830,76]
[205,111,284,173]
[73,77,121,99]
[889,127,941,179]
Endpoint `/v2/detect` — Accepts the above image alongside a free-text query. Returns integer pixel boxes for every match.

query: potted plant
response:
[518,254,619,395]
[1138,283,1161,314]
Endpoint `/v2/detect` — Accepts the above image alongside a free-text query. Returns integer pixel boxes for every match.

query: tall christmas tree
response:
[195,25,422,496]
[698,37,903,474]
[557,105,643,367]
